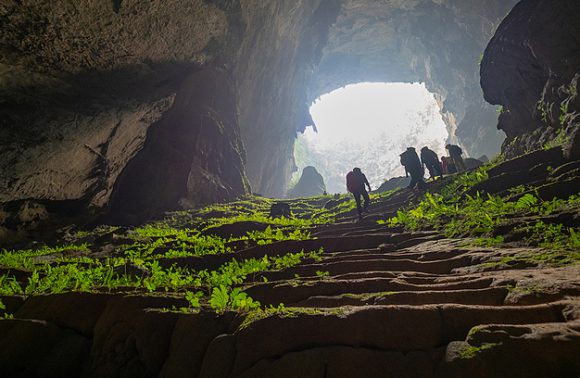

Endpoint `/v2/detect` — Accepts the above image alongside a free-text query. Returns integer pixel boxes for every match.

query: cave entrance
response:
[293,82,449,194]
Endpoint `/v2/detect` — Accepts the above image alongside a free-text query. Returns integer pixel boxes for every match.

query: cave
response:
[296,81,450,194]
[1,0,580,377]
[0,0,521,226]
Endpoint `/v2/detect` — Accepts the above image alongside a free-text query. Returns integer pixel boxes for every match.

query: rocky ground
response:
[0,148,579,377]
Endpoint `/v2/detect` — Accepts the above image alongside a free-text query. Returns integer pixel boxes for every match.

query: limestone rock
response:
[480,0,580,154]
[287,166,327,198]
[376,176,412,193]
[107,68,250,224]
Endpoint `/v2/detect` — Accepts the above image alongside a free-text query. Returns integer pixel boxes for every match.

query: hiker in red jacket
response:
[346,167,372,220]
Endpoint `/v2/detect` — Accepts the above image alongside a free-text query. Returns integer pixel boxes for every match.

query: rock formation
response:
[0,0,546,230]
[480,0,580,157]
[376,176,412,193]
[287,166,327,198]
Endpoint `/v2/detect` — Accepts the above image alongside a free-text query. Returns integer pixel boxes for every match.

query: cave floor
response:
[1,148,580,377]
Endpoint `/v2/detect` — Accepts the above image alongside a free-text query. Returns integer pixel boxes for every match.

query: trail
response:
[1,148,580,377]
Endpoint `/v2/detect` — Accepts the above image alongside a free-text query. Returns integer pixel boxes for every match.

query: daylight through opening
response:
[293,82,449,194]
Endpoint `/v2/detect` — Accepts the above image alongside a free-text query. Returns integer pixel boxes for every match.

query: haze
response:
[294,82,449,193]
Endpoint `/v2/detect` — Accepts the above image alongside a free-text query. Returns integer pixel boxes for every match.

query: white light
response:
[294,82,448,194]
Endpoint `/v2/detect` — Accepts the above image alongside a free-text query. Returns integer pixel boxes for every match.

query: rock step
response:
[159,233,437,271]
[322,248,469,264]
[233,345,438,378]
[292,287,509,307]
[313,224,388,236]
[329,270,451,281]
[244,277,496,305]
[258,255,473,282]
[229,302,569,376]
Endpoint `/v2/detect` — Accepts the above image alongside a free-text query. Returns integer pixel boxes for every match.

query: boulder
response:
[481,0,580,154]
[376,176,411,193]
[287,166,326,198]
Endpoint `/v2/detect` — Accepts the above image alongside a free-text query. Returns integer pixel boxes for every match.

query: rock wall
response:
[0,0,248,230]
[480,0,580,158]
[107,68,249,224]
[236,0,518,196]
[309,0,518,160]
[235,0,341,197]
[1,0,535,232]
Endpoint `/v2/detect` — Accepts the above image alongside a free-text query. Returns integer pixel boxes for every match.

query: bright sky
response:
[293,82,449,194]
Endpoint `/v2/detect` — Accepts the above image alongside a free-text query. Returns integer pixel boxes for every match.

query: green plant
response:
[559,102,569,127]
[536,100,548,124]
[516,193,538,210]
[209,285,261,314]
[458,343,502,359]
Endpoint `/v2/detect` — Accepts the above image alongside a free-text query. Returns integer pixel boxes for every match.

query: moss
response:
[342,291,398,301]
[240,305,347,329]
[458,342,502,359]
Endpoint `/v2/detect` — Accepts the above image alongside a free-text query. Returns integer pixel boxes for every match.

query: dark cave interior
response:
[1,1,580,377]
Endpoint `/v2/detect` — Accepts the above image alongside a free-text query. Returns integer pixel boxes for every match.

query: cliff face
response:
[0,0,247,230]
[480,0,580,158]
[1,0,529,233]
[309,0,517,159]
[235,0,518,196]
[234,0,341,197]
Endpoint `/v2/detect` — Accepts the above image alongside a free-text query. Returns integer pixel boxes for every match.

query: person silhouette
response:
[445,144,467,173]
[346,167,372,220]
[400,147,426,189]
[420,146,443,180]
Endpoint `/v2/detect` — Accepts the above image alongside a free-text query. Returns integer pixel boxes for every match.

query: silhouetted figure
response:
[420,146,443,180]
[346,167,371,220]
[269,202,291,218]
[441,156,456,174]
[446,144,467,173]
[400,147,426,189]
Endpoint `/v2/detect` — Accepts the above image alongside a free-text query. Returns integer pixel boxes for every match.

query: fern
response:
[516,194,538,210]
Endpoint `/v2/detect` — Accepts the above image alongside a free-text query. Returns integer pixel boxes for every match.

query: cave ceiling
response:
[0,0,520,220]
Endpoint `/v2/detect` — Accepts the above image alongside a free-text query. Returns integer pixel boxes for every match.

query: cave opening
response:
[293,82,449,194]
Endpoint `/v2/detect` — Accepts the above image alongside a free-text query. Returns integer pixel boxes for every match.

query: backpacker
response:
[346,171,361,193]
[448,145,463,157]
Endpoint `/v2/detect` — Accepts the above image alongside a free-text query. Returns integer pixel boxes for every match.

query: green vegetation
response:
[458,343,502,359]
[0,191,342,315]
[544,128,570,150]
[240,304,347,329]
[536,100,549,124]
[388,165,580,262]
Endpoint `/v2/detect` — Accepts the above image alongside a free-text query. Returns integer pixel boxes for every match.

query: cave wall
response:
[0,0,247,232]
[107,68,249,224]
[235,0,518,196]
[480,0,580,158]
[234,0,341,197]
[308,0,518,160]
[0,0,535,233]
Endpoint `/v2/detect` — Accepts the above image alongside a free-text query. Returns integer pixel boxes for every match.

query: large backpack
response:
[449,145,463,156]
[346,171,361,193]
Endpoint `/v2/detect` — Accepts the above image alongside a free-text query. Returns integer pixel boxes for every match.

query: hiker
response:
[445,144,467,173]
[441,156,456,174]
[420,146,443,180]
[400,147,426,189]
[346,167,372,220]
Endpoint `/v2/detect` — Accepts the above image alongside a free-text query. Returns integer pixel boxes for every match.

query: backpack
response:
[449,145,463,156]
[346,171,361,193]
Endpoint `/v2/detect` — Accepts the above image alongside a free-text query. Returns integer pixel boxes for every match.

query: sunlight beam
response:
[294,82,449,193]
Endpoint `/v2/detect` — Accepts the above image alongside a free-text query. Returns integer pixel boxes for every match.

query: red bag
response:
[346,171,361,193]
